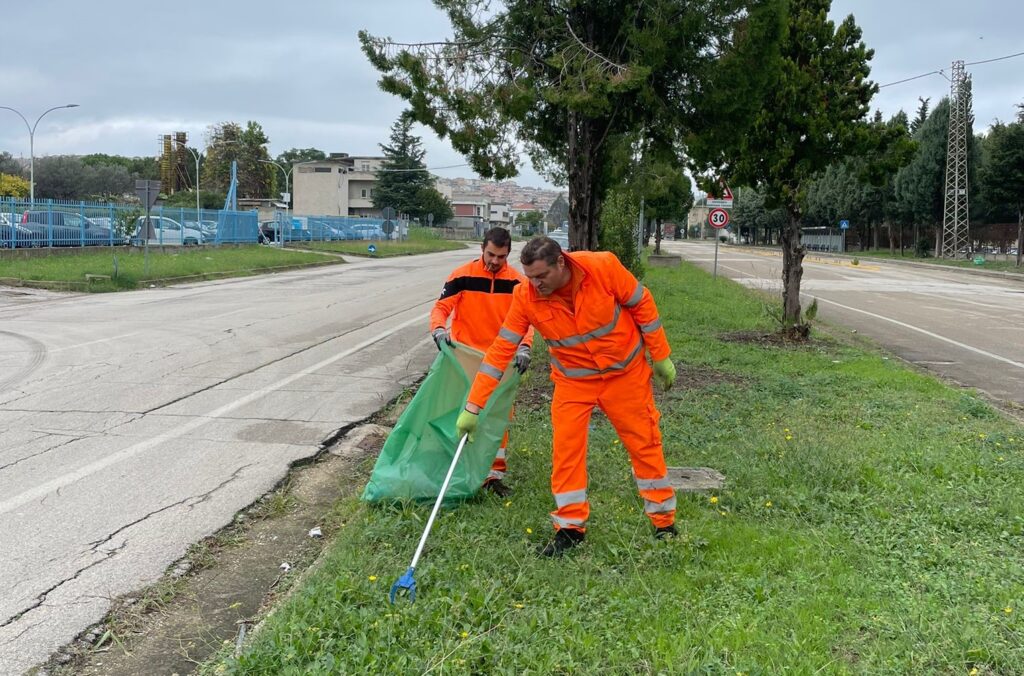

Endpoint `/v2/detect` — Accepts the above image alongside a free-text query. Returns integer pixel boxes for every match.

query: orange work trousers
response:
[549,361,676,532]
[485,406,513,483]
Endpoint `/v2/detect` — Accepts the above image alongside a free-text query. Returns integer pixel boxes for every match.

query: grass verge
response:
[848,248,1023,274]
[0,246,342,292]
[214,262,1024,674]
[298,228,467,257]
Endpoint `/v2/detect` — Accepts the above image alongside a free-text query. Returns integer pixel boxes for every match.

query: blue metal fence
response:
[0,197,260,248]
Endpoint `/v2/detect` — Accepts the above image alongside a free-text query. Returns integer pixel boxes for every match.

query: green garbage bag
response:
[361,342,521,504]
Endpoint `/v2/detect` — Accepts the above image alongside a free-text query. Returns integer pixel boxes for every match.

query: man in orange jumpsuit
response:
[456,236,677,556]
[431,226,533,497]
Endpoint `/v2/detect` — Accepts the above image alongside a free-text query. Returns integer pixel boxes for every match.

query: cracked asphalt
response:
[0,246,477,673]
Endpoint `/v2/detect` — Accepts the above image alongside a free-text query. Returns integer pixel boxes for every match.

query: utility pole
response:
[940,60,971,259]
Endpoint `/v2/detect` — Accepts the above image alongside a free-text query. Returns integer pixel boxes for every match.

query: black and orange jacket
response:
[468,251,670,408]
[430,256,535,353]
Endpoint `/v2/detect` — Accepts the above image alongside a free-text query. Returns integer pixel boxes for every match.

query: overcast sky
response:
[1,1,1021,191]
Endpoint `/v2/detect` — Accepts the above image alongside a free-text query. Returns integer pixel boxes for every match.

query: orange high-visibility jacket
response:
[430,256,535,353]
[468,251,670,408]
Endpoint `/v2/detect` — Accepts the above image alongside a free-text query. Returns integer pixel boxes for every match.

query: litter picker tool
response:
[390,432,470,603]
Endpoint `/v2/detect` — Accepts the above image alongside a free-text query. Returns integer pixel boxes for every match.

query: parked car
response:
[186,220,219,240]
[132,216,203,246]
[547,228,571,251]
[258,220,279,244]
[350,224,385,240]
[20,210,122,247]
[0,223,35,248]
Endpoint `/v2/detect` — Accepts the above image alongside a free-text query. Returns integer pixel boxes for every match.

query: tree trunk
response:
[654,218,663,255]
[913,223,919,257]
[887,221,896,255]
[566,112,607,251]
[873,222,880,250]
[781,207,807,333]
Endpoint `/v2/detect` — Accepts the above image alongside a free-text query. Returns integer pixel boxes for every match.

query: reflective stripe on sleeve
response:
[479,362,503,380]
[499,327,523,344]
[624,283,644,307]
[639,318,662,333]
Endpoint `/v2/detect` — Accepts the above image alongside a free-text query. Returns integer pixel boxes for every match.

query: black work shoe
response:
[482,479,512,498]
[654,525,678,540]
[537,528,585,557]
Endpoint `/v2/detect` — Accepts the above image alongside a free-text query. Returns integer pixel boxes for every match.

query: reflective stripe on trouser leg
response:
[549,380,599,532]
[487,406,513,481]
[598,363,676,528]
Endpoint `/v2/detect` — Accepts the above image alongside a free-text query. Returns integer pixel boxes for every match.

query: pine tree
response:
[373,113,452,224]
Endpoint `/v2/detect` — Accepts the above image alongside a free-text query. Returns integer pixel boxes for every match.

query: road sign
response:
[839,219,850,230]
[381,206,396,220]
[382,220,395,235]
[707,185,733,208]
[134,180,161,208]
[427,213,434,225]
[708,208,730,229]
[280,192,291,203]
[368,244,377,255]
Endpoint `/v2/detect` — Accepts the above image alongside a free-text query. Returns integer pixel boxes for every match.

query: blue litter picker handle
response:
[389,433,470,603]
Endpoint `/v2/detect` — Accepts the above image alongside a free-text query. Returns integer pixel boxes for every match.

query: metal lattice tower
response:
[941,60,971,258]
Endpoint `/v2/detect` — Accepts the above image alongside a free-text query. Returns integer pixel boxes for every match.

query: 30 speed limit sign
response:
[708,207,730,229]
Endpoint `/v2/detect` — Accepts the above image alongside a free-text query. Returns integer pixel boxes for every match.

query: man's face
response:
[481,242,510,273]
[523,256,567,296]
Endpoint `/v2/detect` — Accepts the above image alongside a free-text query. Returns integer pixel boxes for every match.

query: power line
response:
[878,49,1024,89]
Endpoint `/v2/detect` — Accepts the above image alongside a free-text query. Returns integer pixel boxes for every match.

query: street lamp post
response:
[259,159,292,247]
[0,104,80,204]
[172,138,202,222]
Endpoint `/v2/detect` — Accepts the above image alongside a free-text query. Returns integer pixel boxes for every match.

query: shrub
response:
[599,189,643,279]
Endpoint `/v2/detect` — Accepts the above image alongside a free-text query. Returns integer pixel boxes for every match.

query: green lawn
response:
[0,246,342,292]
[298,228,467,257]
[215,263,1024,674]
[850,248,1023,273]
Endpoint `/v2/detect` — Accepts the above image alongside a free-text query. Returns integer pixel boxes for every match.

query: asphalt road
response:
[0,246,482,673]
[661,240,1024,409]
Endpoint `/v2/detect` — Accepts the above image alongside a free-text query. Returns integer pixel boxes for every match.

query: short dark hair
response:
[521,236,562,266]
[482,227,511,251]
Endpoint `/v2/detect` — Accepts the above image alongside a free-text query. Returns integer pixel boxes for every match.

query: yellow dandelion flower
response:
[783,428,790,433]
[765,501,773,508]
[514,603,524,609]
[969,669,979,676]
[526,527,533,534]
[709,496,719,505]
[368,575,377,582]
[460,631,469,639]
[785,434,793,441]
[504,500,512,508]
[998,456,1005,462]
[1010,437,1016,442]
[719,510,727,516]
[1005,606,1013,614]
[613,439,620,445]
[979,433,988,440]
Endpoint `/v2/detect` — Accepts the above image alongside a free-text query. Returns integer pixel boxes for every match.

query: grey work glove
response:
[432,328,452,351]
[513,344,532,374]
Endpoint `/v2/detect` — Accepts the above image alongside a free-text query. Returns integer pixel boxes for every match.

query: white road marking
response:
[49,332,141,353]
[0,310,430,516]
[811,296,1024,372]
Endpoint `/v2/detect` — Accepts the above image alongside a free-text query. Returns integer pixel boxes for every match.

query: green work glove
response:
[653,358,676,391]
[455,408,478,442]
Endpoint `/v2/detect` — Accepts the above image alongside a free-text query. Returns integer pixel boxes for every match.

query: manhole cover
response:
[666,467,725,492]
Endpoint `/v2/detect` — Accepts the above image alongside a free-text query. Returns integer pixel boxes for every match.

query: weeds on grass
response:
[215,262,1024,674]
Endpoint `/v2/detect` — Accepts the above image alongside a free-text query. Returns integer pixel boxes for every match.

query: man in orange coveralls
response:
[431,226,534,497]
[456,236,678,556]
